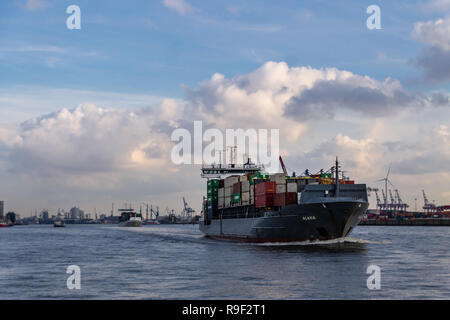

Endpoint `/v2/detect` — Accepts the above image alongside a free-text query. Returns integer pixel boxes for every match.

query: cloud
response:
[412,18,450,50]
[411,17,450,83]
[19,0,49,11]
[0,103,181,177]
[184,61,438,131]
[162,0,195,15]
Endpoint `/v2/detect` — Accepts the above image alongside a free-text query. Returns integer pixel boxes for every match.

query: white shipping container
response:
[224,176,239,188]
[242,200,250,206]
[297,192,302,204]
[241,181,250,192]
[225,196,232,207]
[224,187,232,197]
[287,183,297,193]
[241,192,250,202]
[270,173,285,184]
[276,184,286,194]
[218,188,225,197]
[239,175,248,182]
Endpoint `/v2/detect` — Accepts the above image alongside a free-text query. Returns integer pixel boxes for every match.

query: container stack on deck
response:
[208,170,355,213]
[207,179,220,212]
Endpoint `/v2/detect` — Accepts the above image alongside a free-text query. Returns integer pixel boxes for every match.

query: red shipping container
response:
[219,179,224,188]
[274,193,286,206]
[286,192,297,205]
[255,194,274,208]
[255,181,276,195]
[233,182,241,194]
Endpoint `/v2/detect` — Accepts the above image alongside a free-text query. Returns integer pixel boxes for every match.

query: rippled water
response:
[0,224,449,299]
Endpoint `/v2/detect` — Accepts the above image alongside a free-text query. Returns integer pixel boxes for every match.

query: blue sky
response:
[1,0,445,97]
[0,0,449,215]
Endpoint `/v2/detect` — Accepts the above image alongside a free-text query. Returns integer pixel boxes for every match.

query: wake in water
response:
[251,237,389,246]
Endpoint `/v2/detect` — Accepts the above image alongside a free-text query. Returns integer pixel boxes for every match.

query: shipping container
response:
[232,193,241,204]
[218,188,224,198]
[239,175,248,182]
[218,197,224,209]
[207,179,220,188]
[224,187,232,197]
[274,193,286,206]
[255,181,276,195]
[224,196,232,207]
[286,192,297,205]
[241,192,250,202]
[241,181,250,192]
[255,194,274,208]
[287,182,297,193]
[276,184,286,194]
[233,182,241,194]
[224,176,240,188]
[270,173,286,184]
[207,187,219,196]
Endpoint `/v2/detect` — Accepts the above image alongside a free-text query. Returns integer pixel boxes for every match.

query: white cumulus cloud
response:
[162,0,195,15]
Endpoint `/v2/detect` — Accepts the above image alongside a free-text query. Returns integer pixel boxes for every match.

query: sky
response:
[0,0,449,216]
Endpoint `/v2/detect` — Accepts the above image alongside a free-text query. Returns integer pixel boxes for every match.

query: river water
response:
[0,224,448,299]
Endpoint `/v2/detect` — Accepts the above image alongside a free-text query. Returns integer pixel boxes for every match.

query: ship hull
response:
[119,220,142,227]
[199,200,368,242]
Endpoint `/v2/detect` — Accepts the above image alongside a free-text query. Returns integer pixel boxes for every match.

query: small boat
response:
[143,219,160,225]
[0,222,13,228]
[118,209,142,227]
[54,220,66,228]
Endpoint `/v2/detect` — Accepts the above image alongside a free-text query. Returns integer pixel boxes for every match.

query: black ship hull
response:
[200,200,368,242]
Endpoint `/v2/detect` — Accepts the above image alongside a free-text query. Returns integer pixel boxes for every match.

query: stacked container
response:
[241,180,250,205]
[207,179,220,211]
[254,181,276,208]
[224,176,239,208]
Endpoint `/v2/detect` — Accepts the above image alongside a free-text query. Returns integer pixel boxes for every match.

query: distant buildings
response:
[0,201,4,220]
[69,207,85,220]
[41,210,49,221]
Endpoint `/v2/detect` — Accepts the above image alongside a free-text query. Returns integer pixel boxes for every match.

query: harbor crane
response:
[422,190,436,213]
[181,197,196,220]
[279,156,288,176]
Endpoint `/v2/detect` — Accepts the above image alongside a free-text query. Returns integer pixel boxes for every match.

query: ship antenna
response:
[335,156,340,198]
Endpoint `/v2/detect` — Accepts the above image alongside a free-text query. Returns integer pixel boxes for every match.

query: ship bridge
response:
[201,160,262,179]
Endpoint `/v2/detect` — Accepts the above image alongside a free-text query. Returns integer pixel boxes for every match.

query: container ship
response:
[199,157,369,242]
[118,208,142,227]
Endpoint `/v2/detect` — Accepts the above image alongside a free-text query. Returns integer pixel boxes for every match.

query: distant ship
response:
[0,222,13,228]
[143,220,160,225]
[54,219,66,228]
[199,156,369,242]
[118,209,142,227]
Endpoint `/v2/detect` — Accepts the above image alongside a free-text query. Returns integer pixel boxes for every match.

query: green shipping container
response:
[207,187,219,196]
[207,195,219,203]
[207,180,220,188]
[232,193,241,204]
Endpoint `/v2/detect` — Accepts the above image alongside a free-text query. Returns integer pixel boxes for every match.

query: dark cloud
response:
[413,46,450,83]
[284,81,422,120]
